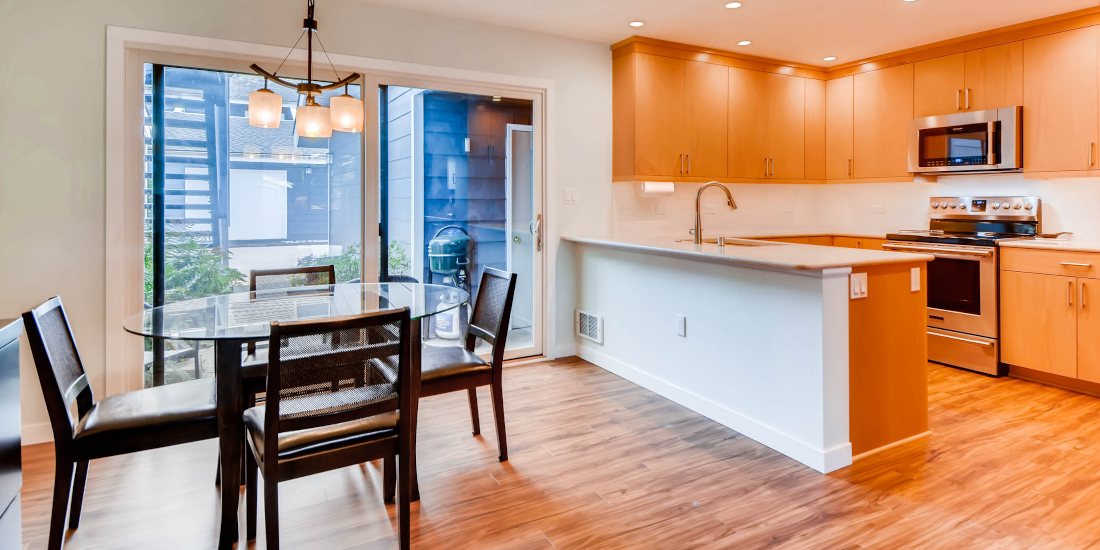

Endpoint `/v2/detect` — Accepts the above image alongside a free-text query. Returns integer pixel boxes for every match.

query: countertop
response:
[699,230,889,240]
[999,239,1100,253]
[563,234,933,272]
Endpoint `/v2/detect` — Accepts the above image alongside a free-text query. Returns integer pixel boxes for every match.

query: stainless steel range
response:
[886,196,1041,375]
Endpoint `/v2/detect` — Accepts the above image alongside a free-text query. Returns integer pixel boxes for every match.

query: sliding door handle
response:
[533,214,543,252]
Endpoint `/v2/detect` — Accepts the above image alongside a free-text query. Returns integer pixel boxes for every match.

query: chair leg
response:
[245,449,258,540]
[214,450,221,486]
[264,475,280,550]
[68,460,89,529]
[48,454,75,550]
[383,453,396,504]
[490,380,508,462]
[467,388,481,436]
[398,439,412,550]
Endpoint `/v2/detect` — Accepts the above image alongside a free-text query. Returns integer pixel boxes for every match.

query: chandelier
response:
[247,0,363,137]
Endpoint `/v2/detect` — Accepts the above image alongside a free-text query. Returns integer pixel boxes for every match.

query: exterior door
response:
[505,124,543,359]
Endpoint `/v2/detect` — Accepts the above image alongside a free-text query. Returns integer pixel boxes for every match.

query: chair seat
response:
[421,346,491,385]
[244,407,399,463]
[73,378,218,454]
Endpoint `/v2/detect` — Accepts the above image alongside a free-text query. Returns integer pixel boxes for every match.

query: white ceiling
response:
[361,0,1097,67]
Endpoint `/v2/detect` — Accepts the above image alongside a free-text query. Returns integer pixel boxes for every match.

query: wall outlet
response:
[850,272,869,299]
[871,205,885,214]
[675,315,687,337]
[705,204,716,214]
[564,188,579,204]
[911,267,921,292]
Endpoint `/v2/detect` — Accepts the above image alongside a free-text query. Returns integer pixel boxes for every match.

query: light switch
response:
[564,188,579,204]
[850,272,868,299]
[911,267,921,292]
[464,138,471,153]
[675,315,687,337]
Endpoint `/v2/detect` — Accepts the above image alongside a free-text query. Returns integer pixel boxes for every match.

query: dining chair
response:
[23,297,219,550]
[244,308,416,549]
[246,265,337,360]
[419,267,517,461]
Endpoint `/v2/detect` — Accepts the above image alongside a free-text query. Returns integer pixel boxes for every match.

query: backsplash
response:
[612,175,1100,240]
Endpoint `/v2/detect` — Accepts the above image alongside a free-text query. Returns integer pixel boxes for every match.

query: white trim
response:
[105,26,556,392]
[577,345,853,474]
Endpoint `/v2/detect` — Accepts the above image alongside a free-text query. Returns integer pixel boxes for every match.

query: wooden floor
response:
[20,357,1100,549]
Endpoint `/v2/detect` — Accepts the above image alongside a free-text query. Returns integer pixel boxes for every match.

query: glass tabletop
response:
[123,283,470,341]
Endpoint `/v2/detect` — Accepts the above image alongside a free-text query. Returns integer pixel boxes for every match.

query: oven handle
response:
[928,331,995,348]
[883,243,993,258]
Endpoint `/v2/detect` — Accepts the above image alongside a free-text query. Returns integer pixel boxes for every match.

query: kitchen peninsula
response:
[564,235,932,473]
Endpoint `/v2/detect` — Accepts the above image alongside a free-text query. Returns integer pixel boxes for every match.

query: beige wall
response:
[0,0,613,442]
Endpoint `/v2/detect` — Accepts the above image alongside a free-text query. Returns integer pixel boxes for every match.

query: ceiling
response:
[361,0,1097,67]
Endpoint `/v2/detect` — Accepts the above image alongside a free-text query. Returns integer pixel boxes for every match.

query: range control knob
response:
[992,203,1001,210]
[1014,203,1023,210]
[1025,203,1034,210]
[950,202,958,209]
[931,203,940,209]
[1002,202,1012,209]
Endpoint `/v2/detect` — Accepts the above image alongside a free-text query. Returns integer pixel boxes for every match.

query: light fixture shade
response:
[330,93,364,133]
[248,88,283,129]
[297,102,332,138]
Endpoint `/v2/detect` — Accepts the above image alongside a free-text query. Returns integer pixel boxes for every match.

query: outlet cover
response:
[850,272,868,299]
[655,203,668,215]
[911,267,921,292]
[675,315,687,337]
[871,205,886,214]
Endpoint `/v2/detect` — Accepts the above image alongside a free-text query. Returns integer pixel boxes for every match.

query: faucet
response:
[692,182,737,244]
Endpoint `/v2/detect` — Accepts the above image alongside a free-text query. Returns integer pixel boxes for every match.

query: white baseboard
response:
[577,345,852,474]
[22,422,52,446]
[553,341,577,360]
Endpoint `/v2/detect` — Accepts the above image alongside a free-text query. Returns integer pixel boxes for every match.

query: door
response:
[854,64,914,178]
[1079,279,1100,383]
[826,76,854,180]
[914,53,965,117]
[1023,26,1099,172]
[505,124,542,358]
[683,60,728,177]
[634,53,686,176]
[728,67,770,179]
[1001,271,1077,377]
[964,42,1024,112]
[767,72,806,179]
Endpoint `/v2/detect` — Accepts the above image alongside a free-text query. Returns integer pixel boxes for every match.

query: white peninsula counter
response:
[563,234,933,473]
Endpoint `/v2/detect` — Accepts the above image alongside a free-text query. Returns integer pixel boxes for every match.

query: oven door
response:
[882,242,998,338]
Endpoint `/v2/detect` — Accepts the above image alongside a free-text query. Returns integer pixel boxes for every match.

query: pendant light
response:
[247,0,362,135]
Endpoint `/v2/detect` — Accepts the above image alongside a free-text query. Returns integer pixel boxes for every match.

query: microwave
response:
[908,107,1022,174]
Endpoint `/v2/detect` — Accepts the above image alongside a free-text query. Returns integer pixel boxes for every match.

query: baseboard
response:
[577,345,852,474]
[21,422,52,446]
[553,341,577,360]
[852,430,931,462]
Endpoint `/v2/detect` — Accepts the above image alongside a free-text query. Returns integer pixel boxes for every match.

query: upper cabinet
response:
[1023,27,1100,173]
[964,42,1024,112]
[684,60,729,178]
[632,53,686,177]
[914,53,965,117]
[853,64,914,179]
[825,76,854,180]
[804,79,827,180]
[728,68,806,179]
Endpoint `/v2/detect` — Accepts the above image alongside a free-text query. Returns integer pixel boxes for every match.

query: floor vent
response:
[576,310,603,344]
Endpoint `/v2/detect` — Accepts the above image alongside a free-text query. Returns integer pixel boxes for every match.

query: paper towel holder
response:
[637,181,676,197]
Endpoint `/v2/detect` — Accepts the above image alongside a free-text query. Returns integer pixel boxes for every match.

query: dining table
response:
[123,282,470,549]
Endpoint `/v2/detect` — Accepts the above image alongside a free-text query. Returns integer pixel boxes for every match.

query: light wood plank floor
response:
[20,357,1100,549]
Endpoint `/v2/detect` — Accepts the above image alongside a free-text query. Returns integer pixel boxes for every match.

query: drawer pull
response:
[928,331,994,348]
[1060,262,1092,268]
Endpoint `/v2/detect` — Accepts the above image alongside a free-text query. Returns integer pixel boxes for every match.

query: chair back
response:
[22,297,94,446]
[264,308,414,441]
[466,267,518,367]
[250,265,337,294]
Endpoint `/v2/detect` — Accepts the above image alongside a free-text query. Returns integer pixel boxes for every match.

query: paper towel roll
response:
[638,181,675,197]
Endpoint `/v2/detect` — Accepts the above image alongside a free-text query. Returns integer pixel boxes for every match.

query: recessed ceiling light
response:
[738,40,752,46]
[630,21,645,27]
[823,56,837,61]
[725,2,742,7]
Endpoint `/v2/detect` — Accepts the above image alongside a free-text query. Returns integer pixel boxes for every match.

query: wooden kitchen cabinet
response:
[804,78,826,180]
[1079,279,1100,383]
[914,53,965,118]
[1001,270,1078,378]
[825,76,855,180]
[964,41,1024,112]
[684,60,729,178]
[728,68,805,179]
[833,237,863,249]
[767,72,806,179]
[1023,26,1099,173]
[633,53,686,176]
[854,64,914,179]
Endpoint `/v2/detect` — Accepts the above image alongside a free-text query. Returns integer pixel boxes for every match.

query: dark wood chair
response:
[246,265,337,360]
[244,308,416,549]
[22,297,219,550]
[420,267,517,461]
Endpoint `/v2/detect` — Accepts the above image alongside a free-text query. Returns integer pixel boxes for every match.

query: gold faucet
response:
[692,182,737,244]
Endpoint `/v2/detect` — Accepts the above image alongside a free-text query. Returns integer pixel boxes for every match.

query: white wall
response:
[612,174,1100,239]
[0,0,612,443]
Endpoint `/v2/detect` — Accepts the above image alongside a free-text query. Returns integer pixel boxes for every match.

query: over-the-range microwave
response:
[908,106,1022,175]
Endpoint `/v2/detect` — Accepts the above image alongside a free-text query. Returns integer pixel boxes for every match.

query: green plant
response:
[298,243,363,282]
[387,241,411,276]
[144,223,246,304]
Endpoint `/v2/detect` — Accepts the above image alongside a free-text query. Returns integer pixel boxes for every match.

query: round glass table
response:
[123,283,468,549]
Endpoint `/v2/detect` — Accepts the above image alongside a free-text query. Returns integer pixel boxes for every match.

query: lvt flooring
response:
[20,357,1100,549]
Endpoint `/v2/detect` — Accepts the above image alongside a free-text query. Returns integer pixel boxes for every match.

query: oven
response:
[908,107,1022,174]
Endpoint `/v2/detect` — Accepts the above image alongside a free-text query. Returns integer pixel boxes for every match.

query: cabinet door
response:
[1079,279,1100,383]
[1001,271,1077,377]
[861,238,888,251]
[914,53,965,117]
[728,67,770,179]
[833,237,862,249]
[634,53,686,176]
[963,42,1023,112]
[854,64,914,179]
[684,61,728,178]
[805,78,826,180]
[767,73,805,179]
[825,76,854,180]
[1023,27,1099,172]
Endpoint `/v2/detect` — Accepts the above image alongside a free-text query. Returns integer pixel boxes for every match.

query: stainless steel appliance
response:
[886,196,1040,375]
[908,107,1022,174]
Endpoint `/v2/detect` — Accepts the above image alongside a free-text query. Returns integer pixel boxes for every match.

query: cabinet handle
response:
[770,158,775,176]
[687,154,691,174]
[680,154,684,174]
[956,90,962,111]
[1091,143,1096,167]
[1060,262,1092,268]
[1069,280,1074,306]
[965,88,971,110]
[847,158,852,177]
[1083,282,1088,308]
[927,331,994,348]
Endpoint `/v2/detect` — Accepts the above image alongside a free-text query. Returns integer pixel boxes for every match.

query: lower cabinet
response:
[1001,270,1079,378]
[1078,278,1100,383]
[833,237,863,249]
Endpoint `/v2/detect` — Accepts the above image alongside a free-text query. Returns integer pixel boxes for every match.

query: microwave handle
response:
[988,121,998,165]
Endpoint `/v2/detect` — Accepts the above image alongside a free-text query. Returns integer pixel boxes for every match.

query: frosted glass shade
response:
[297,103,332,138]
[247,88,282,129]
[330,93,364,133]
